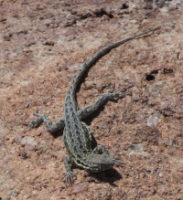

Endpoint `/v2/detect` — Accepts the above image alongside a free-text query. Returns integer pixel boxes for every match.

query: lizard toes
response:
[65,172,74,187]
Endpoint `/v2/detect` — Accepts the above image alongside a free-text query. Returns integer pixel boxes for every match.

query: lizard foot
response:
[62,172,74,187]
[19,113,44,132]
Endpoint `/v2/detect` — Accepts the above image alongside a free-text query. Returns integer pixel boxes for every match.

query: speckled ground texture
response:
[0,0,183,199]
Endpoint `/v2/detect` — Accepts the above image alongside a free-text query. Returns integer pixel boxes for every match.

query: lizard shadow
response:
[87,168,123,186]
[70,163,122,186]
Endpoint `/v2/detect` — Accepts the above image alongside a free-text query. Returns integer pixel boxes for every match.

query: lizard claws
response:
[61,172,74,187]
[112,157,123,167]
[117,83,134,98]
[20,113,45,133]
[19,121,35,132]
[33,113,43,117]
[114,160,123,166]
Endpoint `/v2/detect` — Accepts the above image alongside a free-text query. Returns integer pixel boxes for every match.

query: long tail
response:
[67,26,160,97]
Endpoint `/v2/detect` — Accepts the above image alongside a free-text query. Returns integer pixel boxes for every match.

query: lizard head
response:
[82,145,122,173]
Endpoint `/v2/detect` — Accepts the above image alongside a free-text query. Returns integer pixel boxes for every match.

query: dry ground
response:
[0,0,183,199]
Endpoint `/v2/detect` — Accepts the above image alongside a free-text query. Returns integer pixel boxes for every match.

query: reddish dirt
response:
[0,0,183,199]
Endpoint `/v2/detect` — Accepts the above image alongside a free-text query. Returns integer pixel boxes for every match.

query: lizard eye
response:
[98,149,103,154]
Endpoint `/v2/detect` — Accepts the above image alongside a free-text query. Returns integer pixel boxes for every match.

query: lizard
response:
[23,27,160,186]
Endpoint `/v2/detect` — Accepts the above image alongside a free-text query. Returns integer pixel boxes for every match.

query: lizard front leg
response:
[21,84,132,133]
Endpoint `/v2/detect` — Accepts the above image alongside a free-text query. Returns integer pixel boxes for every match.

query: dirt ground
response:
[0,0,183,199]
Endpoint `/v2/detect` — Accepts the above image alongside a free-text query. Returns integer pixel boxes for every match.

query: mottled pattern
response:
[28,27,160,186]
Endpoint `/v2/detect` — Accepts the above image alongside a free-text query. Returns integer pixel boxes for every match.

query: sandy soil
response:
[0,0,183,199]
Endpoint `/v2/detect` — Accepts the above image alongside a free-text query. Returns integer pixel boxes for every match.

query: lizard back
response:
[63,27,160,163]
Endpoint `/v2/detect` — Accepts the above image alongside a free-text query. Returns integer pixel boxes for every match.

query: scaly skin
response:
[23,27,160,186]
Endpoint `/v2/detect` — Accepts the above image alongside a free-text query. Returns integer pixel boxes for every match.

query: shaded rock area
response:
[0,0,183,199]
